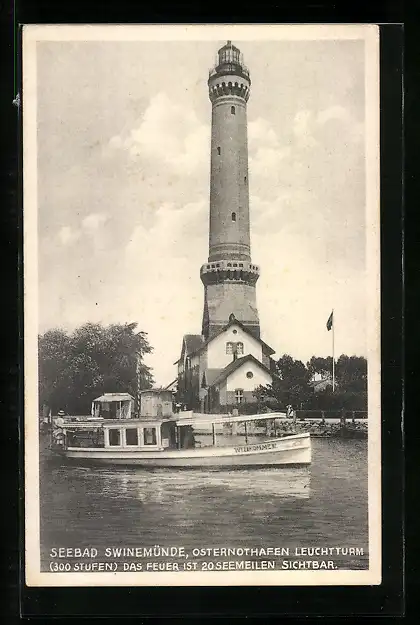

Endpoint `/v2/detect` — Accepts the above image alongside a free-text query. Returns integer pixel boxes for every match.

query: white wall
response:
[226,359,272,392]
[207,323,262,368]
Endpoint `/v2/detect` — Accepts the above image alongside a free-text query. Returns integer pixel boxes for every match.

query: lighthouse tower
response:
[200,41,260,340]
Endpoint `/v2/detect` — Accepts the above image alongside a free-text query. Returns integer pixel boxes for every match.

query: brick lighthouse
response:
[201,41,260,340]
[175,42,275,412]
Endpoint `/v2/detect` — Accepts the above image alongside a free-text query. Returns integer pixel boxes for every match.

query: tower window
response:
[217,146,221,155]
[235,389,244,404]
[231,106,236,115]
[231,212,236,222]
[244,176,247,183]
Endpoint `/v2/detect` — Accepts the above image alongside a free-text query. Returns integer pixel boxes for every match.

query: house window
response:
[235,389,244,404]
[226,342,233,354]
[231,106,236,115]
[125,428,138,446]
[143,428,157,445]
[246,371,254,379]
[231,212,236,221]
[108,429,121,446]
[217,146,221,155]
[236,342,244,355]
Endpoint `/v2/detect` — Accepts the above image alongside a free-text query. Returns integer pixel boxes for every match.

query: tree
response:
[254,354,312,410]
[335,355,367,393]
[38,322,154,414]
[307,356,333,379]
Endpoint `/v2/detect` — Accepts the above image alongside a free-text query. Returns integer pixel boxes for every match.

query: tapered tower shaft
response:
[201,41,260,340]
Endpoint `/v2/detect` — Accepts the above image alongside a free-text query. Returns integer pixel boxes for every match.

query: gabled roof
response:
[184,334,204,354]
[203,368,224,387]
[93,393,134,403]
[193,315,275,357]
[174,334,204,364]
[208,354,273,388]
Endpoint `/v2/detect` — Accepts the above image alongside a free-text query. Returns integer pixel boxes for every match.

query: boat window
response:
[108,429,121,446]
[143,427,157,445]
[235,389,244,404]
[125,428,138,446]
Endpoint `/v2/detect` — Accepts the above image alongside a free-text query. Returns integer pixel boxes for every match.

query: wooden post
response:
[177,427,181,449]
[212,423,216,446]
[244,421,248,444]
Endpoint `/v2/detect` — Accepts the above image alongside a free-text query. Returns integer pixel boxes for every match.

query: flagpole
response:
[332,308,335,392]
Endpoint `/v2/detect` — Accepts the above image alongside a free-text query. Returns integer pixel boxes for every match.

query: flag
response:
[326,311,333,331]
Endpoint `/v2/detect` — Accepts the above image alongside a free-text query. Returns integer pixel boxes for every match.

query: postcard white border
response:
[23,23,381,587]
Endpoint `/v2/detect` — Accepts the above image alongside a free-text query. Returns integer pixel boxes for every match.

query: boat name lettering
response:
[234,442,277,453]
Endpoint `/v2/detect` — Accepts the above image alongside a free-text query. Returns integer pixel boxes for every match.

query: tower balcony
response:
[200,259,260,286]
[208,62,250,82]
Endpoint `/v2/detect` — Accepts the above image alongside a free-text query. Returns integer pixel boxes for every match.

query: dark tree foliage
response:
[38,322,154,415]
[254,353,368,412]
[254,354,312,410]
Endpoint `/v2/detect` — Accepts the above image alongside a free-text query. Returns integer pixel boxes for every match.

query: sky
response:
[36,32,370,386]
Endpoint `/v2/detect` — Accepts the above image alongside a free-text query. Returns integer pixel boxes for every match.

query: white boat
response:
[49,391,311,468]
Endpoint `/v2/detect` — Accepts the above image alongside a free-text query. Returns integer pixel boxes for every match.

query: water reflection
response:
[49,465,311,505]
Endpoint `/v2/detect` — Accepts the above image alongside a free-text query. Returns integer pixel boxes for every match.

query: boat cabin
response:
[92,393,135,419]
[139,389,173,418]
[102,418,179,449]
[57,389,196,451]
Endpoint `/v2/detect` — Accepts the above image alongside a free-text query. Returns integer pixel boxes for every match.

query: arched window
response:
[231,212,236,222]
[231,106,236,115]
[236,342,244,355]
[226,342,233,355]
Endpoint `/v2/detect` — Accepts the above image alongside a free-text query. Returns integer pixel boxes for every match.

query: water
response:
[39,438,368,572]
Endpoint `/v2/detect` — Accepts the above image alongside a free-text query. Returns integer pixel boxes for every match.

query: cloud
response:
[57,226,79,246]
[110,92,210,176]
[317,105,364,144]
[82,212,108,231]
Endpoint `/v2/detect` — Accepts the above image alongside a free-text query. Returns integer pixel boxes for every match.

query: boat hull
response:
[54,433,311,468]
